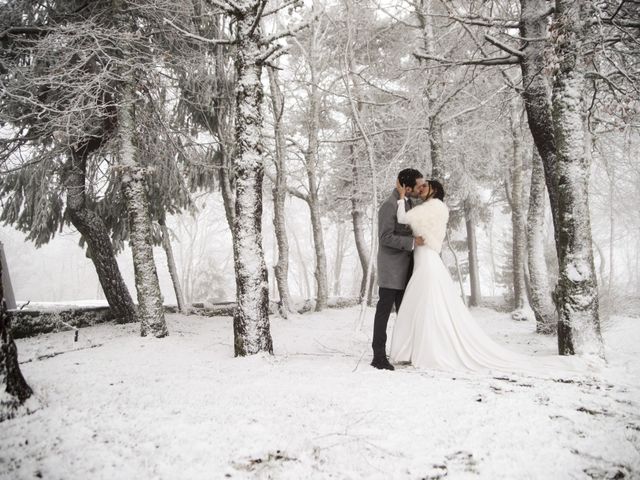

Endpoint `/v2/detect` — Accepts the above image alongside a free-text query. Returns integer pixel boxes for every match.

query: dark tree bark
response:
[520,0,561,234]
[65,148,137,324]
[1,252,32,418]
[551,0,603,356]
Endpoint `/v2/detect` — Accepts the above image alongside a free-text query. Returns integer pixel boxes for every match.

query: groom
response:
[371,168,425,370]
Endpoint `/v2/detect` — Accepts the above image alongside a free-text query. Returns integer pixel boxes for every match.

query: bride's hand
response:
[396,179,406,199]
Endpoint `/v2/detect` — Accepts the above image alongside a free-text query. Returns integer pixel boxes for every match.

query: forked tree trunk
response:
[267,67,292,317]
[464,198,481,306]
[551,0,603,357]
[527,150,557,334]
[65,149,137,323]
[118,90,168,338]
[230,11,273,356]
[415,0,445,180]
[159,216,187,314]
[1,254,32,419]
[304,48,329,312]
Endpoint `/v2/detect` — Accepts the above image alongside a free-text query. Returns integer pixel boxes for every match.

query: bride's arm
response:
[396,200,409,224]
[395,179,409,224]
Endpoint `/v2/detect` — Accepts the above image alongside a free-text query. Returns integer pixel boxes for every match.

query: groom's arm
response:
[378,201,414,251]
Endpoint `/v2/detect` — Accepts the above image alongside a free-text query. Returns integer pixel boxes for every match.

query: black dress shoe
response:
[371,356,395,371]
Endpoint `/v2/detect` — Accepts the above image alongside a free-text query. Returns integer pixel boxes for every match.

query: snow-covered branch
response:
[163,18,234,45]
[483,34,524,59]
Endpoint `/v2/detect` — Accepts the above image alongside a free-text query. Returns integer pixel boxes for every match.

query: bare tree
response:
[267,66,293,316]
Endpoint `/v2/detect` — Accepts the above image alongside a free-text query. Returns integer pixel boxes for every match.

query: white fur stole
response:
[405,199,449,253]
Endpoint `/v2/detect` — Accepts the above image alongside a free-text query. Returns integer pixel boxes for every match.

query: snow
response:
[2,306,639,479]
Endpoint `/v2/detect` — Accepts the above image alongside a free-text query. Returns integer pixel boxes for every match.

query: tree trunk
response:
[304,56,329,312]
[231,14,273,356]
[464,198,481,306]
[0,243,16,310]
[159,216,187,314]
[65,150,137,323]
[342,1,379,318]
[519,0,560,234]
[332,223,348,296]
[348,144,373,302]
[118,91,168,338]
[527,150,557,334]
[509,99,527,312]
[1,252,32,419]
[551,0,603,357]
[415,0,445,181]
[429,122,445,180]
[267,67,292,317]
[446,232,467,305]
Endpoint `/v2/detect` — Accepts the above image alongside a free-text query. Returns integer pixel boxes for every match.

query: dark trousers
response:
[371,287,405,358]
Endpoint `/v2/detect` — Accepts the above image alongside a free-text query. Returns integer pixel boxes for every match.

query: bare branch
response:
[260,20,311,45]
[163,18,233,45]
[600,18,640,28]
[0,26,52,39]
[414,52,521,66]
[428,12,520,28]
[248,0,269,38]
[263,0,302,17]
[209,0,243,15]
[484,34,524,58]
[255,43,284,64]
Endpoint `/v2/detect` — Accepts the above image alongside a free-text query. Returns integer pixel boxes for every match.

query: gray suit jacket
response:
[377,189,414,290]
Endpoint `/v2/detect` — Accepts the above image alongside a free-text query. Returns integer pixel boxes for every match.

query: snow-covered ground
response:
[1,306,639,479]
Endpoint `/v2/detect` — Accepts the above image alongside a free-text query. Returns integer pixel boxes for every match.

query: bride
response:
[389,179,581,376]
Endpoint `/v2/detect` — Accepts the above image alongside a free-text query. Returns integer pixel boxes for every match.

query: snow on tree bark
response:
[0,251,32,419]
[551,0,604,357]
[267,67,292,317]
[65,150,137,323]
[117,90,168,338]
[527,150,557,334]
[231,8,273,356]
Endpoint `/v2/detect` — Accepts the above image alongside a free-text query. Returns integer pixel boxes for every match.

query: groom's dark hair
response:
[397,168,423,188]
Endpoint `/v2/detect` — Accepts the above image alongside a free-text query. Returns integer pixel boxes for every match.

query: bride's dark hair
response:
[428,180,445,201]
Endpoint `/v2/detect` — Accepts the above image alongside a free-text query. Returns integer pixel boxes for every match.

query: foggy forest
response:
[1,1,639,479]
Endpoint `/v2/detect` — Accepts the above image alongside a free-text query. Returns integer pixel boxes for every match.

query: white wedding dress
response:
[389,198,582,376]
